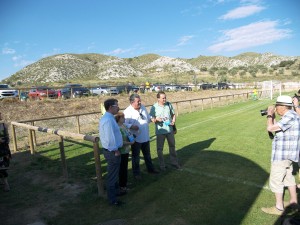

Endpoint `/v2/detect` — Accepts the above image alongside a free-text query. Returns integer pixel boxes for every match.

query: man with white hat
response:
[261,95,300,215]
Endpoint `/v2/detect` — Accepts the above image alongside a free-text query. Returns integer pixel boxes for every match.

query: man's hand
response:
[130,125,139,131]
[267,106,275,117]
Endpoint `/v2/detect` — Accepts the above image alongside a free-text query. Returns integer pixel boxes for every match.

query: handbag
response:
[167,102,177,134]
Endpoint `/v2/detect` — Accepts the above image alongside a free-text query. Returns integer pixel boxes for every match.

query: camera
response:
[260,109,268,116]
[294,93,300,101]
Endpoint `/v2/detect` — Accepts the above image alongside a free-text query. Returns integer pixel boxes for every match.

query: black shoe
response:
[111,200,124,206]
[148,169,160,174]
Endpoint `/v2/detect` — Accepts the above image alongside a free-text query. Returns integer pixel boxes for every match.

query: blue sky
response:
[1,0,299,81]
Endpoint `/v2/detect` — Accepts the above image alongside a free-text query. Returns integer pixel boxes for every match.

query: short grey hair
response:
[129,93,140,103]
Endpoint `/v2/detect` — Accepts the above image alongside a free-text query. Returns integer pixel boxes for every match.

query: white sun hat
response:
[275,95,293,106]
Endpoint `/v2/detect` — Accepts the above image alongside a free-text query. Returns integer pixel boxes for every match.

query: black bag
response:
[167,102,177,134]
[172,123,177,134]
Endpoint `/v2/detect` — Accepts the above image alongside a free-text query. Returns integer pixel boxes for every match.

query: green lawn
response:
[3,96,300,225]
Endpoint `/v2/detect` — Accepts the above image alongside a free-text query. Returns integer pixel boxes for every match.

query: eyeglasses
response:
[139,113,145,120]
[111,104,119,108]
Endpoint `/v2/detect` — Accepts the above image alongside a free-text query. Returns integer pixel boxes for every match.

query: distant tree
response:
[278,68,284,75]
[229,68,238,76]
[279,60,295,67]
[200,67,207,72]
[271,65,278,70]
[217,70,227,76]
[239,71,246,76]
[219,67,228,71]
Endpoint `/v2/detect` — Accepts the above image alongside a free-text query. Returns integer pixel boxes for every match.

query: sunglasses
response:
[139,113,145,120]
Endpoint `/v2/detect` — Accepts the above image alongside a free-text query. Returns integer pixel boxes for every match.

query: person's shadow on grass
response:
[157,137,270,225]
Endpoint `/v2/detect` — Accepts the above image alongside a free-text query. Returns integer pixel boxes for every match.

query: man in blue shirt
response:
[261,95,300,215]
[99,98,123,206]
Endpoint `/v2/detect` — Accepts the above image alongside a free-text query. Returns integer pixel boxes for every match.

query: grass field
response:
[2,95,300,225]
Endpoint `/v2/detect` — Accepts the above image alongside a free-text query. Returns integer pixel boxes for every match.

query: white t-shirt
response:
[123,104,151,143]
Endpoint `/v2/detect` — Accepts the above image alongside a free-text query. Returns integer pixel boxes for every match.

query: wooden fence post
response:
[28,129,35,154]
[189,100,192,113]
[210,98,213,109]
[11,124,17,153]
[58,136,68,179]
[31,122,37,146]
[76,116,80,134]
[175,102,179,117]
[201,99,204,111]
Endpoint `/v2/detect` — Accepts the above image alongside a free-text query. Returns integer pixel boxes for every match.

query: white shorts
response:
[269,160,296,193]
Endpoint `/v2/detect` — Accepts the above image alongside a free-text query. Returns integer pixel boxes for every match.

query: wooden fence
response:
[9,91,254,198]
[10,121,105,197]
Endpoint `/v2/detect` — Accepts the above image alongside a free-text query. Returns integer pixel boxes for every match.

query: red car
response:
[28,86,58,100]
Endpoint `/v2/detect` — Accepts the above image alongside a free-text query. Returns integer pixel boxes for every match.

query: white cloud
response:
[155,48,179,53]
[106,48,134,55]
[177,35,194,46]
[12,55,22,61]
[2,47,16,54]
[220,5,265,20]
[208,20,291,52]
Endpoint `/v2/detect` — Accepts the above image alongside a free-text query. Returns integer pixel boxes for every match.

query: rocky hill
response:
[3,52,299,84]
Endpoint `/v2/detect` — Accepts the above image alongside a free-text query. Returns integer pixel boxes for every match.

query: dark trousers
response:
[103,149,121,204]
[119,153,129,188]
[131,141,154,176]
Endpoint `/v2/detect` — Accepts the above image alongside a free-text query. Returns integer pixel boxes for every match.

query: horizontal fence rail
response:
[10,121,105,197]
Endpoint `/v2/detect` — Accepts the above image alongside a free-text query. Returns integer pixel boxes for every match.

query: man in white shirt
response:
[99,98,123,206]
[124,94,159,180]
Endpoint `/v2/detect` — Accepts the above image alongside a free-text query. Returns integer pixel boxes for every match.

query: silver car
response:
[90,86,119,95]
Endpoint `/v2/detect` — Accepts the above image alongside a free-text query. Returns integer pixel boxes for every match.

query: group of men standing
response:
[99,91,180,205]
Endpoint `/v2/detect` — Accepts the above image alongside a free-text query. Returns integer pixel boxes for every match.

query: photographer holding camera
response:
[261,95,300,215]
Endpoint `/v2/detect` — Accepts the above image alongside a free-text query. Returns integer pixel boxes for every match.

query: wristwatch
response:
[266,115,272,118]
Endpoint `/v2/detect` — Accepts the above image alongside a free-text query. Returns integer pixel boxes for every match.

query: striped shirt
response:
[272,110,300,162]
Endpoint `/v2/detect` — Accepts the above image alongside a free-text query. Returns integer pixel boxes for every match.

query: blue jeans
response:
[131,141,155,176]
[103,149,121,204]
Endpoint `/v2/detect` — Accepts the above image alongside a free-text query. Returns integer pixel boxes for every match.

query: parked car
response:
[28,86,57,100]
[199,83,216,90]
[227,83,236,89]
[61,84,90,99]
[217,82,229,90]
[151,84,166,92]
[179,85,193,91]
[165,84,180,92]
[90,86,119,95]
[117,85,140,94]
[0,84,18,100]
